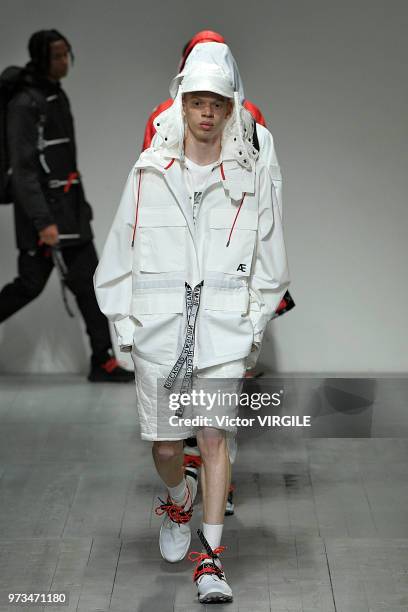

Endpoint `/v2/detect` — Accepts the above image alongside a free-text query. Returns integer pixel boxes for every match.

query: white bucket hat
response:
[153,62,259,167]
[171,59,234,99]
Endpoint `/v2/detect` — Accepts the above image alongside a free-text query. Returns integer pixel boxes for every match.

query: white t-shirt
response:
[184,156,214,192]
[184,157,214,223]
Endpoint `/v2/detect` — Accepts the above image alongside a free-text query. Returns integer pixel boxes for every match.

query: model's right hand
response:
[38,224,59,246]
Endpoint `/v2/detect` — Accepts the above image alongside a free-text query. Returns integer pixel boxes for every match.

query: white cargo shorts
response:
[131,351,246,451]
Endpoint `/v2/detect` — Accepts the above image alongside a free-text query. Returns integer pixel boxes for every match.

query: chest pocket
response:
[137,207,187,272]
[206,208,258,277]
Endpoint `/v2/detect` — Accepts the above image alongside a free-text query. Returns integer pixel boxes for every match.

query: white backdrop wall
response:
[0,0,407,374]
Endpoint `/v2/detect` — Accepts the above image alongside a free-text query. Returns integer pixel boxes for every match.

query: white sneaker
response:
[189,544,233,603]
[155,474,197,563]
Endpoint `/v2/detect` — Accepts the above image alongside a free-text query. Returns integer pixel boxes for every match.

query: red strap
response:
[64,172,79,193]
[164,158,175,170]
[183,454,202,469]
[131,169,143,247]
[220,162,247,247]
[226,193,246,247]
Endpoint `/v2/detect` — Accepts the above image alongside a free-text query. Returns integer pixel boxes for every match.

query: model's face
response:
[183,92,232,143]
[48,40,70,81]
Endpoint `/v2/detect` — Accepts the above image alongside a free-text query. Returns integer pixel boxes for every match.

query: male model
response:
[143,37,294,515]
[0,29,133,382]
[95,61,289,602]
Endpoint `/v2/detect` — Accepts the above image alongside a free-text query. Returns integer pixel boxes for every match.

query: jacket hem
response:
[140,433,196,442]
[132,347,250,371]
[131,346,178,366]
[195,350,249,371]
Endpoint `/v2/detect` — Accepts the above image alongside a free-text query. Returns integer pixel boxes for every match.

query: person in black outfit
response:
[0,29,133,382]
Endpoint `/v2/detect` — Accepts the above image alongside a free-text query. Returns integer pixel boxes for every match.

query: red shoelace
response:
[183,454,202,469]
[188,546,226,581]
[154,486,193,524]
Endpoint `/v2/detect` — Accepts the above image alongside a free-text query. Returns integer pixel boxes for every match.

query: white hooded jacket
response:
[94,64,290,370]
[155,42,284,219]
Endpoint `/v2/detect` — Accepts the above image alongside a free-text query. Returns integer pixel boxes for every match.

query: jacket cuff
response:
[248,288,263,336]
[113,317,136,347]
[246,342,262,370]
[33,214,56,233]
[251,286,290,337]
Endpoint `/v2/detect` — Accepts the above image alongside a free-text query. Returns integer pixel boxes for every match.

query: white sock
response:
[167,478,189,507]
[202,522,224,551]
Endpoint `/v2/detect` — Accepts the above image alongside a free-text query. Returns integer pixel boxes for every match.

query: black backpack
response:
[0,66,46,205]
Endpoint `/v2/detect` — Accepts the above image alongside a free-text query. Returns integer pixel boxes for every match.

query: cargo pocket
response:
[137,207,187,273]
[203,285,249,313]
[130,289,184,364]
[206,208,258,276]
[199,283,253,363]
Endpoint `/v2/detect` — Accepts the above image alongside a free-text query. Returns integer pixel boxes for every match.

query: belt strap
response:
[48,178,80,189]
[163,281,203,416]
[44,137,70,147]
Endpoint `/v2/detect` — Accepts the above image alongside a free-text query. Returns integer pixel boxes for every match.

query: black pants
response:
[0,241,112,363]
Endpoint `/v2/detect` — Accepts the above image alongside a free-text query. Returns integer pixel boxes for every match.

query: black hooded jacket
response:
[7,68,93,249]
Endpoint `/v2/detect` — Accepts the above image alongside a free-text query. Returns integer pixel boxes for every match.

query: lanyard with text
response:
[163,281,204,416]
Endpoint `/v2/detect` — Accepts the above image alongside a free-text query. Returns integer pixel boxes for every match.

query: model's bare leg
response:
[196,427,230,524]
[152,440,184,486]
[200,458,230,520]
[200,462,207,510]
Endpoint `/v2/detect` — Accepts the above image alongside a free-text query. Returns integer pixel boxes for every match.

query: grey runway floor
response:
[0,375,407,612]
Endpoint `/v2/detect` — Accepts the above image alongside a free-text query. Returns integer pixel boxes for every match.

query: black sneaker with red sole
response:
[88,356,134,383]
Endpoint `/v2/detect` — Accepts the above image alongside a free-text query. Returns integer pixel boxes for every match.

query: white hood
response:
[169,42,245,103]
[154,43,258,168]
